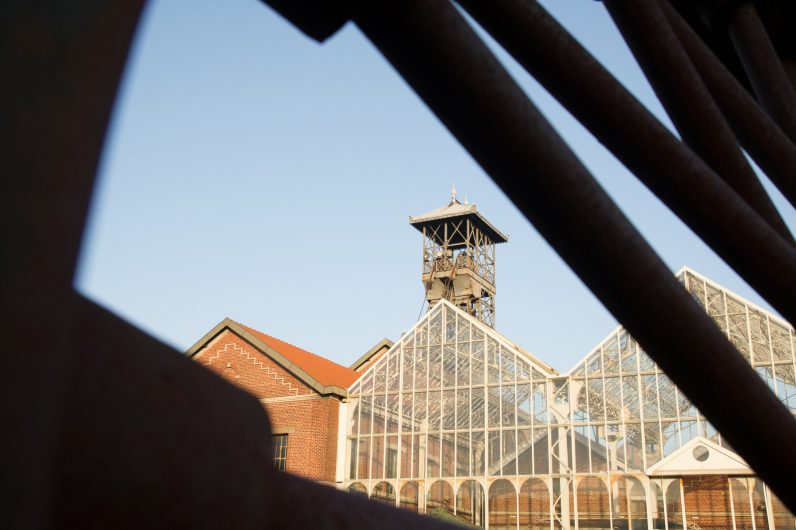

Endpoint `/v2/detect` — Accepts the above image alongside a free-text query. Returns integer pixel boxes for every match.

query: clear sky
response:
[76,0,795,373]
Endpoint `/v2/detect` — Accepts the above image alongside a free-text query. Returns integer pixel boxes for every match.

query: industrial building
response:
[190,195,796,529]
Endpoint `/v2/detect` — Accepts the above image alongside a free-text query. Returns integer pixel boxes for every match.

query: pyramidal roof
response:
[409,197,509,244]
[349,298,557,394]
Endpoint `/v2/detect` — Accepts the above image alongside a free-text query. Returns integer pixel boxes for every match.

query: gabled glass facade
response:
[344,269,796,529]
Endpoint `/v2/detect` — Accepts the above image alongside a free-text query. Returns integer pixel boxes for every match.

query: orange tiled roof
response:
[240,324,359,389]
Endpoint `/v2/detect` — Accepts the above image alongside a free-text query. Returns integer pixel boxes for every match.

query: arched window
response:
[399,481,420,513]
[427,480,454,516]
[457,480,485,527]
[489,479,517,530]
[347,482,367,496]
[612,477,647,530]
[372,481,395,505]
[577,477,611,528]
[519,478,549,529]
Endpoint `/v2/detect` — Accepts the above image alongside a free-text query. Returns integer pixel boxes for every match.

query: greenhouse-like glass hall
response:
[343,268,796,529]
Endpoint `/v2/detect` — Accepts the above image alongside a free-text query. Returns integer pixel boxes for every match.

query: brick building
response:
[188,196,796,528]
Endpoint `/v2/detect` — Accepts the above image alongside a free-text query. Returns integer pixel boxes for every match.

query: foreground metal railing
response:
[2,0,794,527]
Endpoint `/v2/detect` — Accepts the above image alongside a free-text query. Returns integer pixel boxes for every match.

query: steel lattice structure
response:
[344,269,796,528]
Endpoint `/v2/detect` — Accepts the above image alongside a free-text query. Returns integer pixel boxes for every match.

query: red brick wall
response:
[192,330,341,483]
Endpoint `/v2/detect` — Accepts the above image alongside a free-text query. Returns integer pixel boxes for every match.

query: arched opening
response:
[731,478,754,530]
[372,481,396,505]
[347,482,367,496]
[649,480,665,529]
[613,476,647,530]
[666,479,684,529]
[399,481,420,513]
[427,480,454,516]
[577,477,611,528]
[519,478,550,529]
[456,479,485,527]
[489,479,517,530]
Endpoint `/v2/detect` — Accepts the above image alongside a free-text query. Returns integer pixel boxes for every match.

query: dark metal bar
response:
[726,3,796,144]
[455,0,796,329]
[657,0,796,210]
[1,3,147,528]
[602,0,794,244]
[349,0,796,510]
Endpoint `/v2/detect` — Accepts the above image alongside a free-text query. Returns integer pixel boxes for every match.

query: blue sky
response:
[76,0,795,373]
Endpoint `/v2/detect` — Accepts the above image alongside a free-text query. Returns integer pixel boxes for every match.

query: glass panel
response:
[428,390,442,431]
[472,341,485,385]
[415,346,428,391]
[443,345,456,388]
[402,345,414,391]
[456,431,471,477]
[457,389,470,430]
[429,309,443,346]
[501,347,516,384]
[442,432,455,477]
[401,393,413,433]
[519,478,549,529]
[731,478,754,530]
[414,391,427,433]
[750,309,773,364]
[399,481,420,512]
[427,432,441,478]
[400,434,412,478]
[429,345,442,389]
[488,430,501,475]
[488,338,500,384]
[373,395,385,434]
[371,435,384,480]
[442,389,456,430]
[456,342,470,386]
[427,480,454,516]
[456,480,485,526]
[385,436,398,478]
[577,477,611,528]
[517,383,532,427]
[501,385,517,427]
[488,386,501,428]
[666,479,684,529]
[534,382,548,424]
[534,427,549,474]
[386,394,399,433]
[457,315,470,343]
[445,305,456,342]
[489,479,517,530]
[502,429,517,475]
[726,295,750,359]
[375,361,386,393]
[356,439,371,480]
[769,487,796,530]
[360,395,372,435]
[472,431,486,475]
[623,376,641,421]
[387,352,400,392]
[472,387,486,429]
[517,428,533,475]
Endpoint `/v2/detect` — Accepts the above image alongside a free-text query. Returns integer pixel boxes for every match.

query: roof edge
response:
[186,318,347,399]
[350,338,395,371]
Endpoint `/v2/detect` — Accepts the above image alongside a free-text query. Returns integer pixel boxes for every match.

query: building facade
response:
[190,197,795,528]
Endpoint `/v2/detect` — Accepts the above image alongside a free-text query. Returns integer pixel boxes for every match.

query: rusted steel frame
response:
[725,3,796,144]
[348,0,796,510]
[601,0,794,244]
[454,0,796,328]
[656,0,796,210]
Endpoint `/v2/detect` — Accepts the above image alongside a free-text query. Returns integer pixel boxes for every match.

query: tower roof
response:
[409,197,509,245]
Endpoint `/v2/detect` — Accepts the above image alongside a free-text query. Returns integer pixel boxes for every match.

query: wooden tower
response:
[409,189,508,327]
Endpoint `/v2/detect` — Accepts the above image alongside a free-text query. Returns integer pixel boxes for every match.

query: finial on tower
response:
[450,183,457,204]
